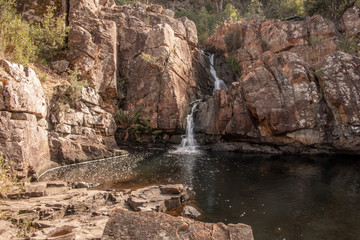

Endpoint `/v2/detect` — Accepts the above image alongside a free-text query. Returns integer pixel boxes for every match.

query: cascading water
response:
[177,100,201,153]
[207,53,228,95]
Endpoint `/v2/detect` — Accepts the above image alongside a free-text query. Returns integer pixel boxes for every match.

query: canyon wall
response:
[1,0,200,176]
[1,1,360,177]
[198,8,360,153]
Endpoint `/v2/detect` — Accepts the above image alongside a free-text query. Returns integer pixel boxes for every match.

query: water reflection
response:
[131,152,360,240]
[38,151,360,240]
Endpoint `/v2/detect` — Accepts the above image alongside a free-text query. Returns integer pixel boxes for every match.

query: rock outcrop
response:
[199,8,360,153]
[49,85,119,164]
[66,0,199,133]
[0,59,120,175]
[0,60,52,177]
[102,208,254,240]
[128,184,193,212]
[0,183,249,239]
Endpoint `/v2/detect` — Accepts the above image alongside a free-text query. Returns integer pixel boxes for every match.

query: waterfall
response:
[207,53,228,95]
[178,100,201,153]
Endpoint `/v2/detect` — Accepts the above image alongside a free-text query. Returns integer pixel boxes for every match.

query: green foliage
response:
[338,36,360,54]
[17,217,36,238]
[176,6,217,45]
[221,3,240,22]
[247,0,265,18]
[32,6,71,61]
[304,0,353,20]
[116,107,153,142]
[0,0,69,65]
[0,0,36,65]
[54,67,88,112]
[0,153,20,198]
[263,0,305,19]
[226,56,242,77]
[224,25,244,52]
[115,106,163,143]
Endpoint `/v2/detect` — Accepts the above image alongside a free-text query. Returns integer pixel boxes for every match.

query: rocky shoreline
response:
[0,182,253,240]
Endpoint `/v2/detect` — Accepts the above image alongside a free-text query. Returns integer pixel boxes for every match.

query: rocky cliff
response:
[2,1,360,178]
[197,8,360,154]
[1,0,201,176]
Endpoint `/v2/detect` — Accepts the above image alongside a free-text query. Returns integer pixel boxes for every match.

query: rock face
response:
[102,208,254,240]
[49,85,118,164]
[0,60,52,176]
[66,0,199,133]
[199,9,360,153]
[4,0,201,174]
[0,58,120,175]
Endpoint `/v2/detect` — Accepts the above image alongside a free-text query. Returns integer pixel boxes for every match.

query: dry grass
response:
[28,62,69,99]
[0,49,69,100]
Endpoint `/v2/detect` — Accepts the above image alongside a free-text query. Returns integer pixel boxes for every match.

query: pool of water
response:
[41,150,360,240]
[109,151,360,240]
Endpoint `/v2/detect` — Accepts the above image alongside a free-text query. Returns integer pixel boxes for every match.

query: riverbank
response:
[0,181,254,239]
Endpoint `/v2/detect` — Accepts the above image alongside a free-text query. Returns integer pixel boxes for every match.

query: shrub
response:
[53,67,88,112]
[0,0,70,65]
[0,0,36,65]
[226,56,242,77]
[32,6,71,61]
[338,36,359,55]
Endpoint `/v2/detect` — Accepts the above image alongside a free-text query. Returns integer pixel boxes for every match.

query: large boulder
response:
[102,208,254,240]
[0,60,52,176]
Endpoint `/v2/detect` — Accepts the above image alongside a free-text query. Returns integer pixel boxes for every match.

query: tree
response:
[263,0,305,19]
[222,3,240,21]
[304,0,353,20]
[247,0,264,18]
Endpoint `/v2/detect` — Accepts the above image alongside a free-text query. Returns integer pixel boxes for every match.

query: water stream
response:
[207,53,228,95]
[177,100,201,153]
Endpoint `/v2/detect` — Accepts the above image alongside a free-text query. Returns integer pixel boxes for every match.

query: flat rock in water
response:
[102,208,254,240]
[128,185,194,212]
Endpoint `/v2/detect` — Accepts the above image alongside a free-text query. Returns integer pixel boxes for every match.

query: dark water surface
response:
[115,151,360,240]
[40,151,360,240]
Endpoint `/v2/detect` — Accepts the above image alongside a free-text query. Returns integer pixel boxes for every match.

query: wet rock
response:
[102,208,254,240]
[128,185,193,212]
[182,205,202,219]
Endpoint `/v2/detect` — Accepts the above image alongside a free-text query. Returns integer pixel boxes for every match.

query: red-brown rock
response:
[102,208,254,240]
